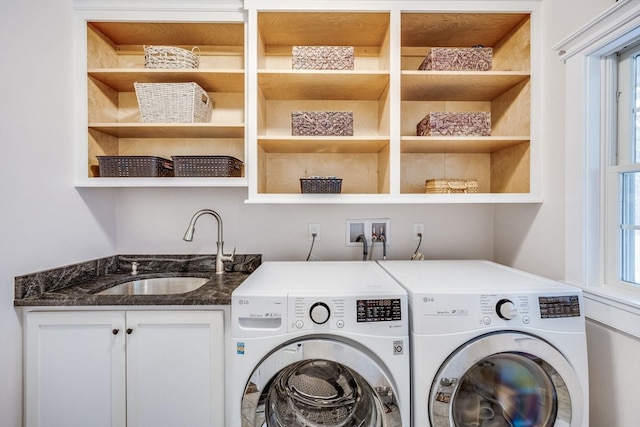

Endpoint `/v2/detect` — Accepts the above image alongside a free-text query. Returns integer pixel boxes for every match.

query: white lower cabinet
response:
[24,310,224,427]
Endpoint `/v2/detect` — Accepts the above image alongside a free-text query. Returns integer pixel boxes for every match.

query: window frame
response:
[605,43,640,291]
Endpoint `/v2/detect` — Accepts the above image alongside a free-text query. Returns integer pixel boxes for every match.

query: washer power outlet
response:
[308,223,320,240]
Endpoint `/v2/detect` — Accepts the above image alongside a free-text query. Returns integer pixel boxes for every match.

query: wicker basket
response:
[172,156,243,177]
[425,178,478,194]
[417,112,491,137]
[97,156,174,177]
[292,111,353,136]
[300,177,343,194]
[144,45,200,69]
[134,82,214,123]
[418,47,492,71]
[292,46,354,70]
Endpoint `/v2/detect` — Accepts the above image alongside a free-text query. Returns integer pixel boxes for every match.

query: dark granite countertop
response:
[14,254,261,307]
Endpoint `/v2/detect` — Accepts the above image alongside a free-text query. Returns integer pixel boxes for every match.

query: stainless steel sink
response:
[96,277,209,295]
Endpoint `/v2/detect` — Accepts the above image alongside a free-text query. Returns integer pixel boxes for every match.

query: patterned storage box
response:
[425,178,478,194]
[300,177,342,194]
[417,112,491,137]
[97,156,174,177]
[418,47,492,71]
[172,156,243,177]
[292,46,354,70]
[292,111,354,136]
[134,82,214,123]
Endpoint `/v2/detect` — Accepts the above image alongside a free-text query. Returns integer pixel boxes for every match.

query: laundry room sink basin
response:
[96,276,209,295]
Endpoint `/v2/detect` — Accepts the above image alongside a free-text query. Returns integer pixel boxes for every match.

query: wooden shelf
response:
[89,22,244,47]
[89,123,245,139]
[258,12,390,48]
[402,71,530,101]
[76,176,248,188]
[88,69,245,93]
[258,71,390,100]
[258,136,389,153]
[401,136,529,153]
[401,13,529,48]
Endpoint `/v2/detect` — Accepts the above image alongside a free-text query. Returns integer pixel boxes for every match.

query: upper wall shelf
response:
[80,19,246,185]
[245,6,536,200]
[77,2,541,202]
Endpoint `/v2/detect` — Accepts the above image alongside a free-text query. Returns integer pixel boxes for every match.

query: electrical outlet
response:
[308,223,320,240]
[413,223,425,241]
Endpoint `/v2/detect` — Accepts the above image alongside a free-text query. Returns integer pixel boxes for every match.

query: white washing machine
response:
[227,261,411,427]
[378,260,589,427]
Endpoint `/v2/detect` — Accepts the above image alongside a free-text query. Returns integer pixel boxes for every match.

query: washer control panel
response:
[357,298,402,323]
[290,296,404,334]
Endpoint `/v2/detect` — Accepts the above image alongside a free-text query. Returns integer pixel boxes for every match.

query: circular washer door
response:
[241,337,403,427]
[430,332,583,427]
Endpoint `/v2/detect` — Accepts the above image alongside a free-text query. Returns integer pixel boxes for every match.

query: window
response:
[556,0,640,337]
[607,42,640,289]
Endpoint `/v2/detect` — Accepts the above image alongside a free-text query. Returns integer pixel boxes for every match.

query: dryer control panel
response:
[411,292,584,335]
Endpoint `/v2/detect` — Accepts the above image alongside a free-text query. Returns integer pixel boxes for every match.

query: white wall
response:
[0,1,622,426]
[114,187,493,261]
[0,1,117,426]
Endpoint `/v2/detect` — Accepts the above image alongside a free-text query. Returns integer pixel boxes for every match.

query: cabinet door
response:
[24,311,126,427]
[125,311,224,427]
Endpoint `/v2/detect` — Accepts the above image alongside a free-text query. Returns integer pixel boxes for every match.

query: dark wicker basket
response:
[172,156,243,177]
[97,156,174,177]
[300,177,342,194]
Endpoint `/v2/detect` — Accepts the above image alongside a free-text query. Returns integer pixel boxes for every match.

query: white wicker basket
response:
[134,82,214,123]
[144,45,200,69]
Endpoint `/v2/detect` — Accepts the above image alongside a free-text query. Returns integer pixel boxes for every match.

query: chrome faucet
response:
[183,209,235,274]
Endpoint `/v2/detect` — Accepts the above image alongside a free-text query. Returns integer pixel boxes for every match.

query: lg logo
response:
[238,299,249,305]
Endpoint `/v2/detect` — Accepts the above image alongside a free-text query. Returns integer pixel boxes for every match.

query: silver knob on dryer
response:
[496,299,517,320]
[309,302,330,324]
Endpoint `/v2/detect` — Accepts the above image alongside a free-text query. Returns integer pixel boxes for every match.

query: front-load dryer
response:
[227,261,411,427]
[378,260,589,427]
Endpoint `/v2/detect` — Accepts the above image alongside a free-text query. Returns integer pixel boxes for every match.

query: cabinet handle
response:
[112,329,119,335]
[126,328,133,334]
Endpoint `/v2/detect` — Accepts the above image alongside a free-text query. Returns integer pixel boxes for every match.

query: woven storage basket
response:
[292,111,353,136]
[144,45,200,69]
[300,177,342,194]
[417,112,491,137]
[97,156,174,177]
[425,178,478,194]
[172,156,243,177]
[134,82,214,123]
[418,47,492,71]
[292,46,354,70]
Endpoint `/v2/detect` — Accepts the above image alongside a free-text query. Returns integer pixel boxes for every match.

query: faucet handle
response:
[223,246,236,262]
[131,262,139,275]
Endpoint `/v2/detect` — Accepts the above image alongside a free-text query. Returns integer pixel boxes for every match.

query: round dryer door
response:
[241,338,403,427]
[430,332,584,427]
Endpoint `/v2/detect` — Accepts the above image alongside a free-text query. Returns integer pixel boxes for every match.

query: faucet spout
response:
[183,209,235,274]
